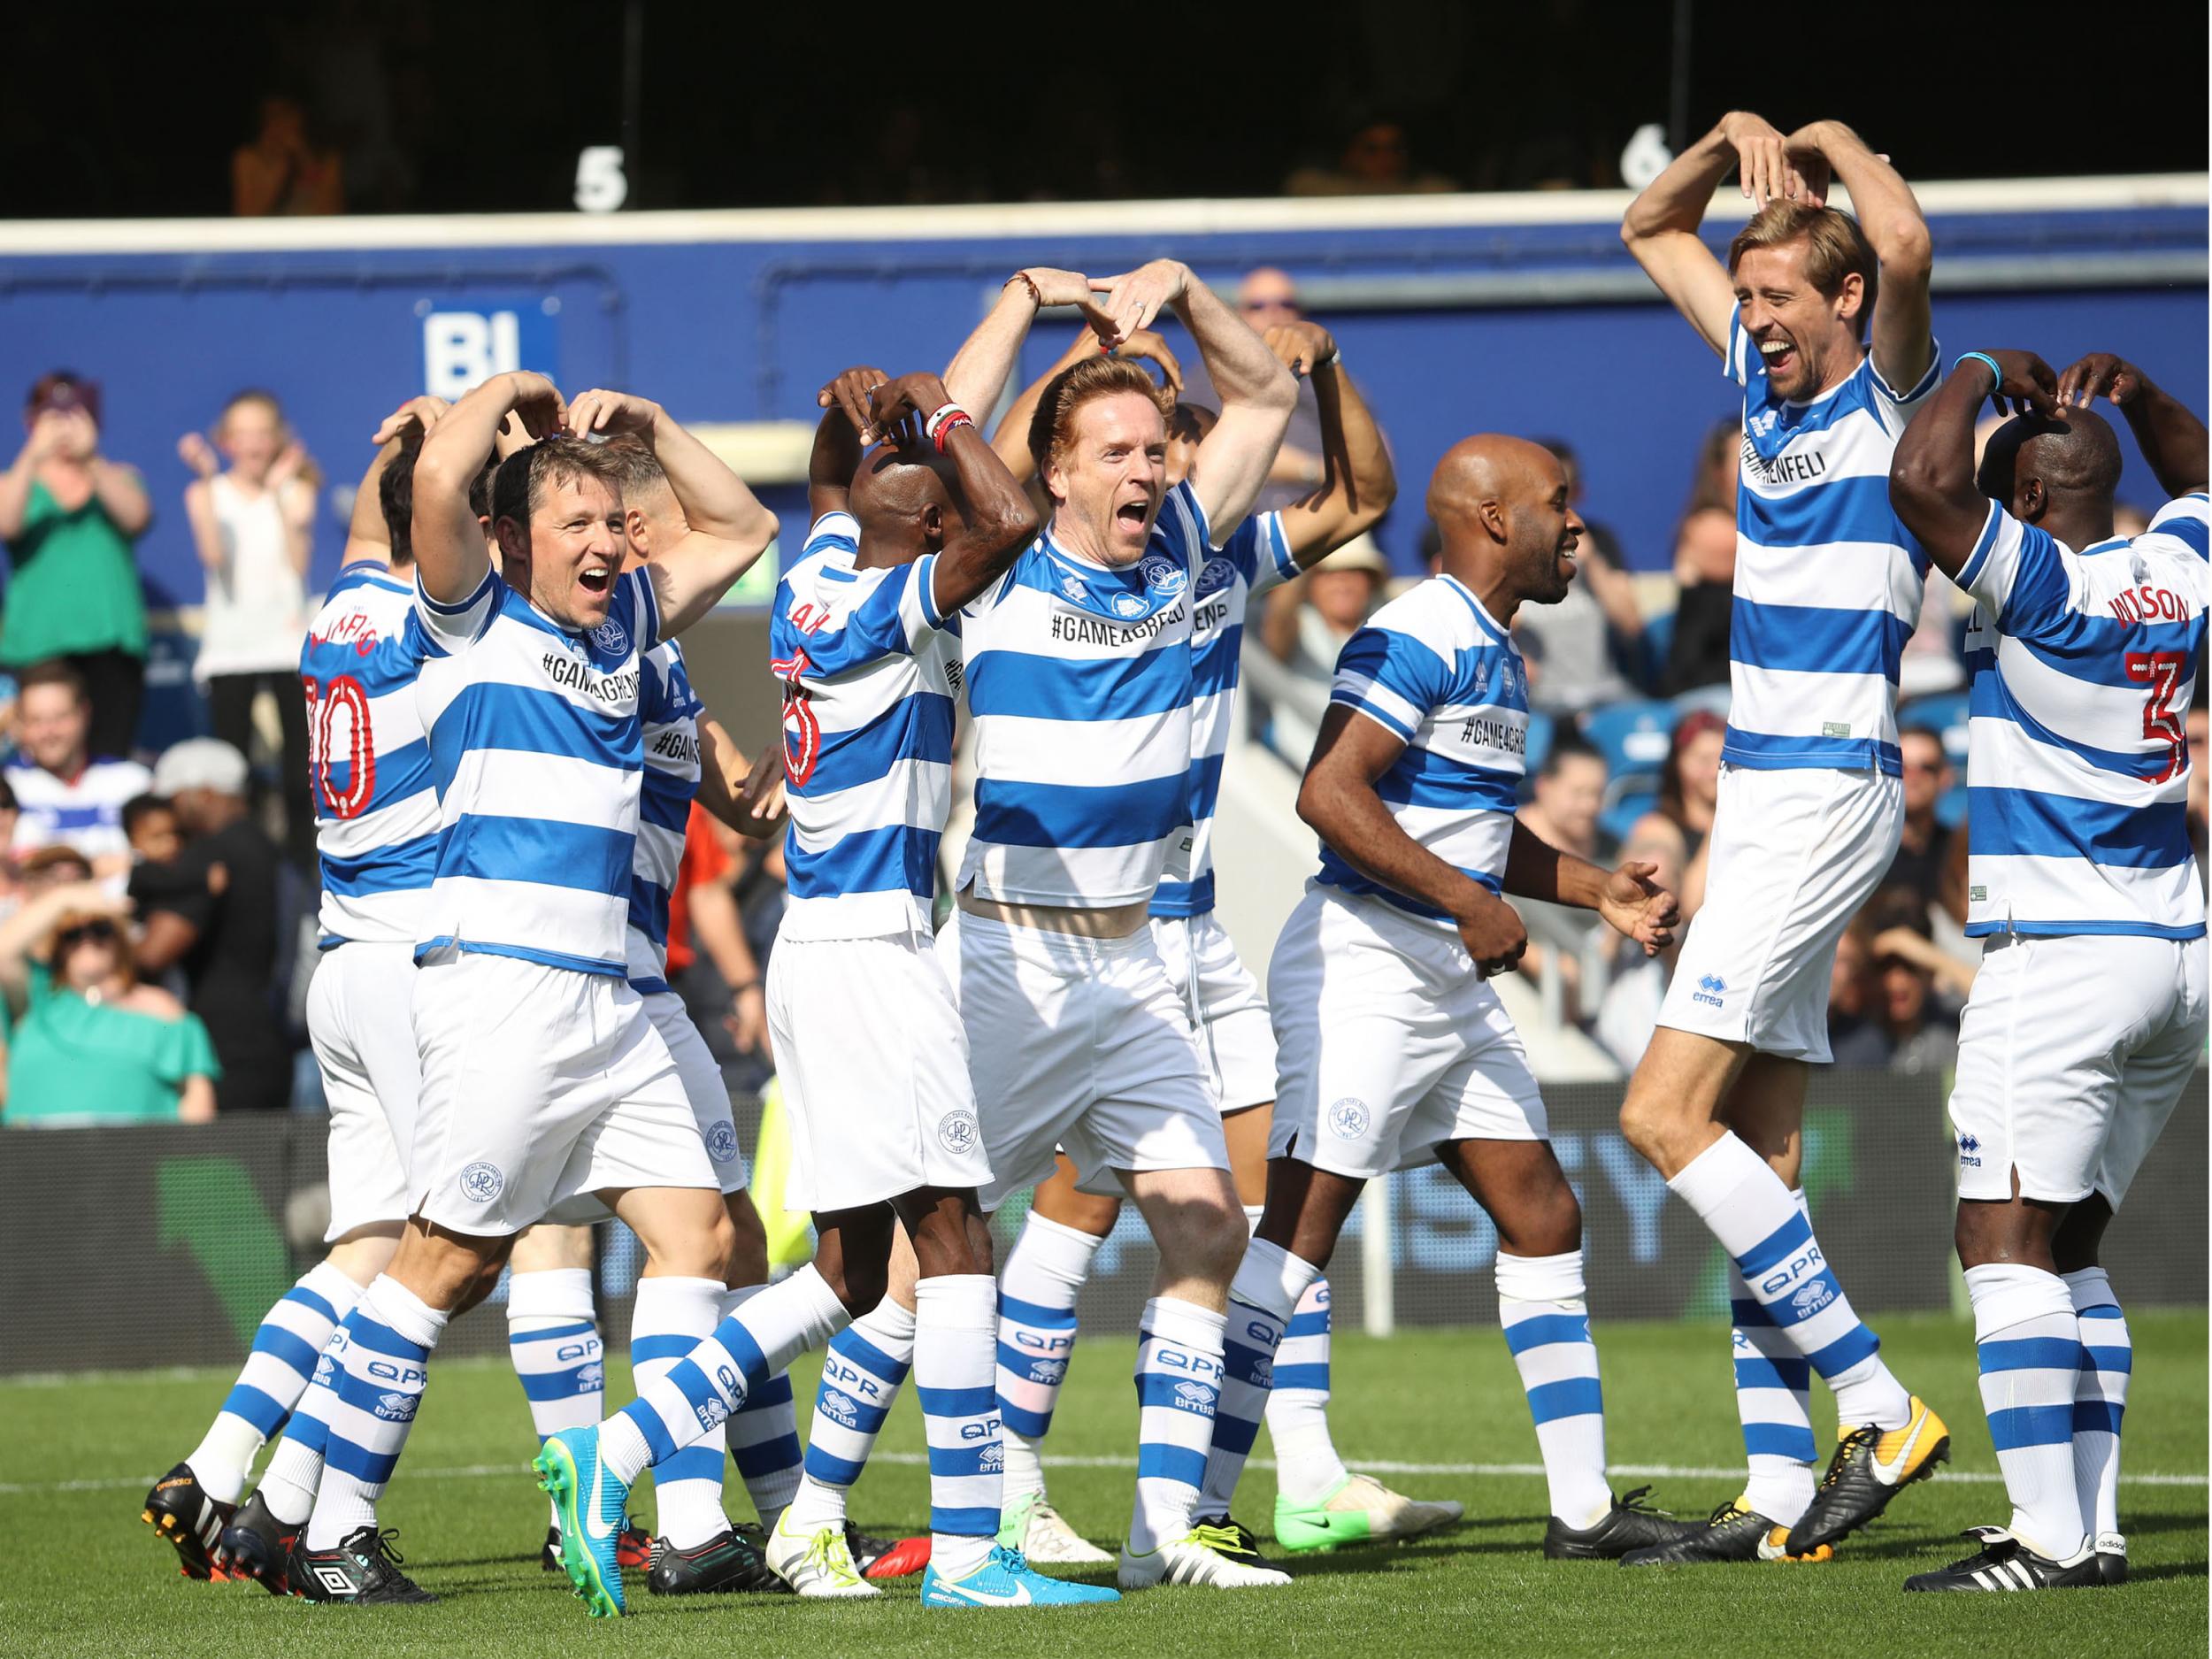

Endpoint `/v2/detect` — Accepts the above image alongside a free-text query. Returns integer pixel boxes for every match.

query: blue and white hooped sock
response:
[301,1276,447,1550]
[603,1264,849,1487]
[189,1261,365,1504]
[995,1211,1104,1505]
[1497,1248,1611,1531]
[1263,1277,1347,1507]
[2063,1267,2131,1540]
[720,1286,803,1531]
[916,1274,1002,1580]
[789,1296,916,1533]
[506,1266,603,1532]
[1200,1239,1317,1519]
[629,1276,730,1550]
[1967,1263,2086,1559]
[1729,1187,1816,1526]
[1669,1133,1909,1430]
[1129,1296,1227,1555]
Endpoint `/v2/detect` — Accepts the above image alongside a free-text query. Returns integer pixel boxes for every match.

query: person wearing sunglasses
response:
[0,879,218,1126]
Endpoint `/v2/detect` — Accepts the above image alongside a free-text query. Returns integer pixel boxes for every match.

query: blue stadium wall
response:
[0,178,2200,618]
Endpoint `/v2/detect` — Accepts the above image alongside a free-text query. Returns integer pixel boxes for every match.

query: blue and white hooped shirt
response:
[300,562,439,948]
[626,639,705,992]
[1957,493,2207,940]
[956,480,1211,909]
[1316,574,1531,926]
[407,565,659,976]
[770,512,960,942]
[1151,508,1301,920]
[1723,308,1940,776]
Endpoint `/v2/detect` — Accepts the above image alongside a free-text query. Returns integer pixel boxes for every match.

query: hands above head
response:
[563,387,661,440]
[1088,260,1193,347]
[865,372,955,447]
[1106,329,1183,396]
[818,366,891,440]
[495,371,567,442]
[1597,860,1679,956]
[1719,111,1802,203]
[1970,349,2061,420]
[2055,352,2145,411]
[1455,889,1529,980]
[177,432,219,480]
[1264,320,1339,378]
[1010,266,1120,340]
[370,394,453,449]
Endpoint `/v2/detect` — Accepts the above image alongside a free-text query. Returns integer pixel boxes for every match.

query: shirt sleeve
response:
[1236,511,1300,598]
[1329,622,1448,744]
[622,568,663,656]
[1957,502,2076,640]
[1155,480,1214,581]
[1723,303,1753,389]
[413,565,500,650]
[2147,493,2211,561]
[1863,338,1944,437]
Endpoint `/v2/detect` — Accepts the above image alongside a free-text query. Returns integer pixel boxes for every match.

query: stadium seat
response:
[1901,689,1973,768]
[1600,787,1657,849]
[1582,698,1678,780]
[1671,683,1732,723]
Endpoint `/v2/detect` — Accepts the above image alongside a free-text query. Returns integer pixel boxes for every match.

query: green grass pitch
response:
[2,1312,2202,1658]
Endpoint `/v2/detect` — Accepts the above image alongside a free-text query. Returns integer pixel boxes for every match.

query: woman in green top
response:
[0,880,218,1126]
[0,372,153,762]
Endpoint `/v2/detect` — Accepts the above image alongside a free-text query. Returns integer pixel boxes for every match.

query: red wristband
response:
[927,407,974,452]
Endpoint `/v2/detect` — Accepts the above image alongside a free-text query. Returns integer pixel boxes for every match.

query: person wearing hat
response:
[0,372,154,761]
[0,874,219,1125]
[132,738,291,1114]
[1261,532,1391,759]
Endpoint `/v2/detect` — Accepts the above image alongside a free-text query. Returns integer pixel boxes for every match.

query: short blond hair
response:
[1026,356,1174,475]
[1727,201,1879,335]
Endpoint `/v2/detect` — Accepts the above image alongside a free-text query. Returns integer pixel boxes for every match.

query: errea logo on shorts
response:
[1958,1133,1983,1170]
[458,1162,504,1203]
[1326,1098,1370,1139]
[1692,973,1726,1009]
[938,1111,980,1156]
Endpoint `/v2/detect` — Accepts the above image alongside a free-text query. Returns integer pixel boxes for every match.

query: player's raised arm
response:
[566,389,779,637]
[411,372,562,604]
[1267,320,1397,564]
[941,267,1111,414]
[1091,258,1297,535]
[1298,703,1527,978]
[1786,120,1933,392]
[2058,353,2210,497]
[866,371,1040,615]
[1621,111,1799,356]
[1502,819,1678,958]
[1889,349,2061,579]
[348,395,451,567]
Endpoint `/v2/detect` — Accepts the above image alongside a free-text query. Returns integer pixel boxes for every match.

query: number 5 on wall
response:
[576,147,628,213]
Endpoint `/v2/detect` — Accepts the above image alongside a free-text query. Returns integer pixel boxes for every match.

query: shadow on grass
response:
[2127,1562,2209,1584]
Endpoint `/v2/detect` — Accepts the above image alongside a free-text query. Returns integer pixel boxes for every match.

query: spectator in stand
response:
[1513,734,1614,1021]
[1860,886,1962,1076]
[1660,505,1735,695]
[1260,533,1390,759]
[1592,817,1691,1071]
[123,793,184,867]
[180,390,318,866]
[1824,912,1892,1067]
[1285,114,1456,196]
[0,880,218,1126]
[0,777,19,918]
[1628,708,1723,919]
[232,95,345,217]
[0,373,153,759]
[2188,704,2208,893]
[1686,418,1740,514]
[1517,438,1647,711]
[1885,726,1954,908]
[130,740,290,1114]
[4,662,152,879]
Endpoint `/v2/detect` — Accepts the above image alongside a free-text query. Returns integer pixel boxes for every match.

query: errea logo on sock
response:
[821,1389,860,1428]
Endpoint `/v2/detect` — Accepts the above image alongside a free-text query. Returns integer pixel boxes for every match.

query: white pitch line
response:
[6,1456,2202,1498]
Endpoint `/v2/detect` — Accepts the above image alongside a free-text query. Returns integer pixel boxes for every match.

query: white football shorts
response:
[305,941,419,1241]
[1268,884,1548,1179]
[1950,931,2207,1206]
[408,948,717,1236]
[1153,910,1279,1115]
[764,928,992,1213]
[941,910,1227,1211]
[648,988,749,1195]
[1659,763,1903,1063]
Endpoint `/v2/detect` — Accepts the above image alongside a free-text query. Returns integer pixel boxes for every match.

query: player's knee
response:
[832,1253,890,1317]
[1162,1193,1250,1286]
[1617,1088,1679,1166]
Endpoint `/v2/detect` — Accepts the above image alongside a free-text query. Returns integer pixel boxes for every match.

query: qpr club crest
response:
[706,1119,740,1164]
[1194,556,1235,600]
[1139,551,1188,596]
[1326,1098,1371,1140]
[591,613,629,656]
[938,1110,980,1156]
[458,1161,504,1203]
